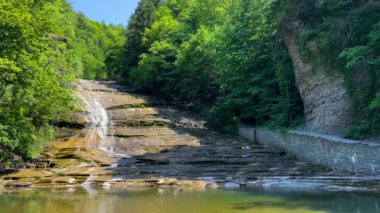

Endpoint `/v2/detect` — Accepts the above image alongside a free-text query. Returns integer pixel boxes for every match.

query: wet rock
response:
[224,182,240,189]
[114,118,171,127]
[107,103,151,110]
[39,177,76,185]
[204,182,219,189]
[5,180,35,188]
[0,80,373,191]
[3,170,53,180]
[196,177,215,181]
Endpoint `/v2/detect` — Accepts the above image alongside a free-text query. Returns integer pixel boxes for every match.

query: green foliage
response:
[123,0,162,80]
[0,0,125,166]
[123,0,304,133]
[130,40,179,93]
[286,0,380,138]
[175,27,219,103]
[339,46,368,69]
[58,9,126,80]
[0,0,76,165]
[209,0,303,131]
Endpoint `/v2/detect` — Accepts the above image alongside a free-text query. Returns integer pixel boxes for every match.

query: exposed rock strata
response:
[0,80,369,191]
[280,9,352,135]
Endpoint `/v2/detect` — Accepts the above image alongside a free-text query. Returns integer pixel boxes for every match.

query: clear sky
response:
[69,0,140,26]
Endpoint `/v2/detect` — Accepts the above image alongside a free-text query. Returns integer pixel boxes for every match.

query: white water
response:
[82,174,99,195]
[78,82,116,157]
[82,174,96,187]
[92,99,115,156]
[78,82,117,188]
[92,99,109,139]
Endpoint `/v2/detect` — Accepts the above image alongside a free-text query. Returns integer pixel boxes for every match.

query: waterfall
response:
[78,83,115,157]
[93,99,115,156]
[82,174,99,195]
[92,99,109,139]
[82,174,96,187]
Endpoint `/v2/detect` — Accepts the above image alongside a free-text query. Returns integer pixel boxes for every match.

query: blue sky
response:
[69,0,140,26]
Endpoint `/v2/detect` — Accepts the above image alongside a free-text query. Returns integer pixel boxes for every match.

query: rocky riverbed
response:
[0,80,378,191]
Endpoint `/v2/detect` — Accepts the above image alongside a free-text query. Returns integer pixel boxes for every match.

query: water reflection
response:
[0,188,379,213]
[232,200,311,211]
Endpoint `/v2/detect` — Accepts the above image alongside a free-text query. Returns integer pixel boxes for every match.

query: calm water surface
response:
[0,188,379,213]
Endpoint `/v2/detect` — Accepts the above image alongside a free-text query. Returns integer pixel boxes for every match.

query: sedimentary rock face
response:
[280,13,352,135]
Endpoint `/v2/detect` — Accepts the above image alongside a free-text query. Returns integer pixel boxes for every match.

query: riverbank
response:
[0,80,378,191]
[239,126,380,175]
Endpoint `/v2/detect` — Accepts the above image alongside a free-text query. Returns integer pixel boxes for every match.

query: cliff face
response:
[280,11,352,135]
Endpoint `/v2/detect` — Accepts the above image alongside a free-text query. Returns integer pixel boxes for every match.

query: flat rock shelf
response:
[0,80,378,191]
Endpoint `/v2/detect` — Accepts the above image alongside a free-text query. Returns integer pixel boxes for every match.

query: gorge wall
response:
[280,7,352,135]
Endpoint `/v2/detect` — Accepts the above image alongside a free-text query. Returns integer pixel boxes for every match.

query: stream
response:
[0,80,379,212]
[0,188,380,213]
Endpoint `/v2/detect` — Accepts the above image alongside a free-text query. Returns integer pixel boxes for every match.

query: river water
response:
[1,80,380,212]
[0,188,379,213]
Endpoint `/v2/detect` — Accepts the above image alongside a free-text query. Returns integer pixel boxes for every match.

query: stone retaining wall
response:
[239,126,380,175]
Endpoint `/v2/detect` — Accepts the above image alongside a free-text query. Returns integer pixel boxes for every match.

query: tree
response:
[124,0,304,132]
[0,0,75,164]
[0,0,125,165]
[280,0,380,138]
[122,0,162,80]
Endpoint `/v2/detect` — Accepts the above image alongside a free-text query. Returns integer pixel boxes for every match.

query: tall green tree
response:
[209,0,303,131]
[0,0,75,164]
[0,0,126,165]
[54,2,125,80]
[122,0,162,80]
[125,0,303,132]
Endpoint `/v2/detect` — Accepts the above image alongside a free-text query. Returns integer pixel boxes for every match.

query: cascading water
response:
[92,99,115,156]
[77,81,116,157]
[82,174,96,187]
[92,99,109,139]
[77,81,118,187]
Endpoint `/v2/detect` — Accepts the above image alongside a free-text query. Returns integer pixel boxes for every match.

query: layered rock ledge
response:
[1,80,377,191]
